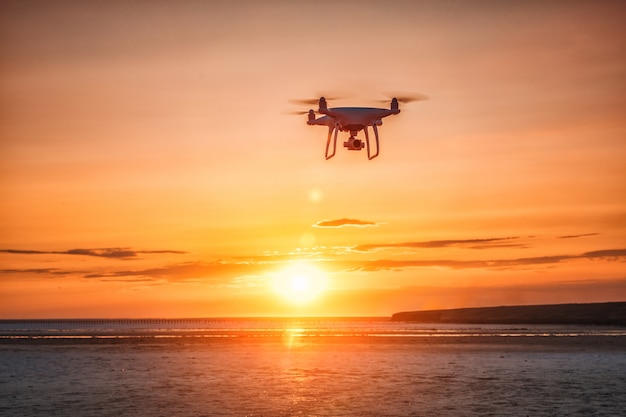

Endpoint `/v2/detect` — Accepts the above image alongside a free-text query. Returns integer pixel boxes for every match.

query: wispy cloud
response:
[348,248,626,272]
[88,248,625,281]
[83,261,270,284]
[3,247,624,285]
[313,218,380,228]
[353,237,522,252]
[559,233,600,239]
[1,248,187,260]
[0,268,68,275]
[583,249,626,258]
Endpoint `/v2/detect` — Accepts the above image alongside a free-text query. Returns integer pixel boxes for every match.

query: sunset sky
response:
[1,0,625,318]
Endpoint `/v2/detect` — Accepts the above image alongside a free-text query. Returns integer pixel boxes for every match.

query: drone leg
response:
[366,124,380,160]
[325,125,338,160]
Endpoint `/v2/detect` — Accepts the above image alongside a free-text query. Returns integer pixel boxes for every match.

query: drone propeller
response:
[376,93,430,104]
[284,109,312,115]
[288,98,321,106]
[288,92,350,106]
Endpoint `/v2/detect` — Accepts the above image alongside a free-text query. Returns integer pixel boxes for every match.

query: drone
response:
[290,95,427,160]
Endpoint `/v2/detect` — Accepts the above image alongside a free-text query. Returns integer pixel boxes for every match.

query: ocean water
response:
[1,319,626,417]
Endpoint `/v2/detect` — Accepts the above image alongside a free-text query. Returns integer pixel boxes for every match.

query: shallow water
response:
[1,319,625,416]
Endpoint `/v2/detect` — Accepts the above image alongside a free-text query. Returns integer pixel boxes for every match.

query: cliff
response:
[391,302,626,326]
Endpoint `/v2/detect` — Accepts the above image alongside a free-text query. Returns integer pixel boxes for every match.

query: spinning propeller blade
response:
[288,98,321,106]
[382,92,430,103]
[288,92,350,106]
[373,93,429,104]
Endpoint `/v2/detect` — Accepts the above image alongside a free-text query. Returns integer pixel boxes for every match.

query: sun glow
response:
[272,263,328,305]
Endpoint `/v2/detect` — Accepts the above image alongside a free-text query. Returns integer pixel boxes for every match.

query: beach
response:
[2,320,626,416]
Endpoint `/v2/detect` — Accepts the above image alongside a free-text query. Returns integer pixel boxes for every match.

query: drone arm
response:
[325,125,338,160]
[365,125,380,160]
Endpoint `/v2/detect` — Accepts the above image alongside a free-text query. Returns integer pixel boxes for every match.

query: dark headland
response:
[391,302,626,326]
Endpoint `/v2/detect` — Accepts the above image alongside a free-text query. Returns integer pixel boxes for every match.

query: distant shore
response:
[391,302,626,326]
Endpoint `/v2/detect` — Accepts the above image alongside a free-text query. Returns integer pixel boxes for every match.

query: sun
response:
[272,262,328,305]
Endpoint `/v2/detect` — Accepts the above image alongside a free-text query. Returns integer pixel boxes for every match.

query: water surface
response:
[1,319,625,416]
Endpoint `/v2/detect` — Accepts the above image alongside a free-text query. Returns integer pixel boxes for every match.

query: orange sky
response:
[1,1,625,318]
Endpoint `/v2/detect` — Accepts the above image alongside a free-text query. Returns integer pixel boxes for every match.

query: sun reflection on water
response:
[284,327,306,348]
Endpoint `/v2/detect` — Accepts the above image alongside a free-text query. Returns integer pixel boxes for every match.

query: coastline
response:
[391,301,626,326]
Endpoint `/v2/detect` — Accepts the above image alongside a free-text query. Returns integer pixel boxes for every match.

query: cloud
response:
[4,243,624,286]
[83,261,270,284]
[0,268,67,275]
[2,257,296,285]
[1,248,187,260]
[583,249,626,258]
[559,233,600,239]
[345,248,626,272]
[353,237,522,252]
[313,218,380,228]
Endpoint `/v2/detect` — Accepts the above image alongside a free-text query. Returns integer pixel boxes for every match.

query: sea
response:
[1,318,625,417]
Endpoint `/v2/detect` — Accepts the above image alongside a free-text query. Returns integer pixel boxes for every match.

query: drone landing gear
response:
[325,125,380,160]
[325,125,339,160]
[364,124,380,160]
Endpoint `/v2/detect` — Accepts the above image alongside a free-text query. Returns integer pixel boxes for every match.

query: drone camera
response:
[343,137,365,151]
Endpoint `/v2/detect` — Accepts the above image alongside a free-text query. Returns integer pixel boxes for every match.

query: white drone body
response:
[306,97,401,160]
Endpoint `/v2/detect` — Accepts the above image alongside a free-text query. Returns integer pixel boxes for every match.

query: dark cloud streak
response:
[4,246,624,284]
[0,268,66,275]
[1,248,187,260]
[353,237,522,252]
[352,248,626,272]
[84,261,262,283]
[559,233,600,239]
